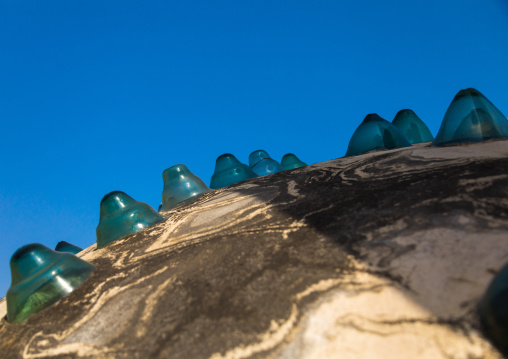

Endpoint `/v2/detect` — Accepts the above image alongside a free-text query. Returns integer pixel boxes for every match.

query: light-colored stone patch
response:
[198,192,245,207]
[281,221,306,240]
[76,243,96,260]
[24,341,118,359]
[210,304,299,359]
[0,297,6,319]
[23,266,172,357]
[62,287,146,346]
[411,139,508,161]
[210,278,345,359]
[233,183,260,189]
[189,197,260,228]
[140,189,280,255]
[277,272,501,359]
[459,174,508,192]
[286,181,302,199]
[136,276,176,338]
[364,228,508,317]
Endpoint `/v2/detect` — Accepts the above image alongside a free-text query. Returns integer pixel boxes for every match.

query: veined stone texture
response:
[1,140,508,358]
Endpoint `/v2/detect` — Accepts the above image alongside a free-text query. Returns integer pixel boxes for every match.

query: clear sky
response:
[1,0,507,297]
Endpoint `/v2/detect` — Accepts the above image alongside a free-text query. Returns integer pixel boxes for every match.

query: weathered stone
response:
[1,140,508,358]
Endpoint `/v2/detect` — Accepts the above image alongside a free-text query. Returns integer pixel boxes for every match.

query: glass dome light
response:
[210,153,258,189]
[392,109,434,144]
[433,88,508,146]
[6,243,95,323]
[248,150,284,176]
[345,113,412,156]
[160,164,211,212]
[478,261,508,355]
[55,241,83,255]
[96,191,165,248]
[281,153,307,170]
[248,150,271,167]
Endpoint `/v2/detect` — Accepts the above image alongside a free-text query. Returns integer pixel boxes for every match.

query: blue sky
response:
[1,0,507,296]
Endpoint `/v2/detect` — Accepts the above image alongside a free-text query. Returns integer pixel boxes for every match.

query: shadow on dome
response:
[6,243,95,323]
[433,88,508,146]
[346,114,411,156]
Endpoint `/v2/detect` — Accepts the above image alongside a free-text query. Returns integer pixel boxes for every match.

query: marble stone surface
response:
[1,140,508,358]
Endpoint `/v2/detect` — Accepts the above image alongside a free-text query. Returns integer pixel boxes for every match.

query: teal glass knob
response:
[478,262,508,355]
[161,164,211,211]
[96,191,165,248]
[281,153,307,170]
[210,153,258,189]
[248,150,271,167]
[248,150,284,176]
[392,109,434,144]
[55,241,83,255]
[6,243,95,323]
[345,113,412,156]
[433,88,508,146]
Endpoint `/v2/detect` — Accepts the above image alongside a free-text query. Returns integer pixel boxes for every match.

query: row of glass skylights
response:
[5,150,308,324]
[347,88,508,155]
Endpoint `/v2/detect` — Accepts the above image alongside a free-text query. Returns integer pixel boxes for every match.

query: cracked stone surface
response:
[0,140,507,358]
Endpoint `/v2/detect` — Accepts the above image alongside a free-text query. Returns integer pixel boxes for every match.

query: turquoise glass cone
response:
[160,164,211,211]
[210,153,258,189]
[433,88,508,146]
[345,114,412,156]
[392,109,434,144]
[251,159,284,176]
[55,241,83,255]
[6,243,95,324]
[478,262,508,355]
[248,150,284,176]
[248,150,271,167]
[281,153,307,170]
[96,191,165,248]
